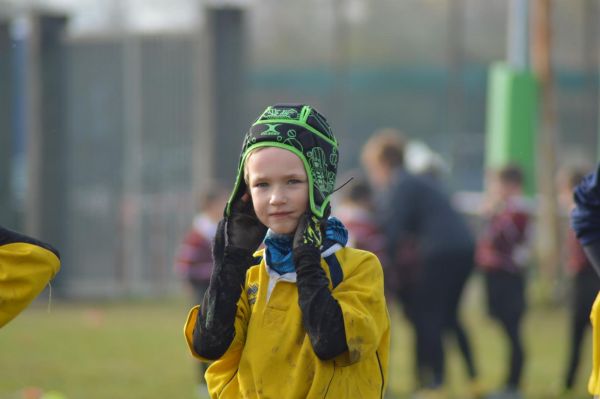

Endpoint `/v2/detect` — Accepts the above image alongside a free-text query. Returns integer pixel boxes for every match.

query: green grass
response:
[0,298,201,399]
[385,277,592,399]
[0,279,593,399]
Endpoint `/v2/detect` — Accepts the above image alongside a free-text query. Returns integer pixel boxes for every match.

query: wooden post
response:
[582,0,600,160]
[531,0,561,294]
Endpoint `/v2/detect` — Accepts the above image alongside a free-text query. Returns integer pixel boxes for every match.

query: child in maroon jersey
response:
[476,165,532,399]
[334,177,387,267]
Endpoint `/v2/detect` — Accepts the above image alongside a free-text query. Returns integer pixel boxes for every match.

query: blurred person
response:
[405,140,449,180]
[558,166,600,393]
[0,225,60,328]
[174,184,229,389]
[362,129,478,398]
[476,165,531,399]
[571,163,600,398]
[333,175,418,307]
[335,174,429,396]
[409,144,480,397]
[183,104,390,398]
[333,175,387,265]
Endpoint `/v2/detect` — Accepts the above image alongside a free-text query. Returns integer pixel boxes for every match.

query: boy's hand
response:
[293,212,323,250]
[225,193,267,252]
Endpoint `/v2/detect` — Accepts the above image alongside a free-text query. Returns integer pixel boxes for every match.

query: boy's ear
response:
[241,191,252,203]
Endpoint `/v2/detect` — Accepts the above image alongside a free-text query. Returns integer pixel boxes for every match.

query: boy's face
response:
[246,147,309,235]
[489,175,521,200]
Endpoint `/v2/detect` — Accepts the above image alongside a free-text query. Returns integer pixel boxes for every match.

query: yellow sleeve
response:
[183,274,251,397]
[0,242,61,328]
[331,249,390,366]
[589,292,600,394]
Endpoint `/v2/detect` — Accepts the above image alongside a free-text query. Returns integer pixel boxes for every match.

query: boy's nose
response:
[269,189,287,205]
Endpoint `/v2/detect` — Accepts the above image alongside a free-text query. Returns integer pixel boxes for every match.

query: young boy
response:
[476,165,531,399]
[183,104,390,398]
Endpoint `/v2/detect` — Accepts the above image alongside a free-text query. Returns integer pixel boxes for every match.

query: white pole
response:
[507,0,529,70]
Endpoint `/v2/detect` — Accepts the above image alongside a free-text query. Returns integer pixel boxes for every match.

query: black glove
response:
[194,194,266,360]
[292,210,348,360]
[293,212,324,250]
[225,194,267,252]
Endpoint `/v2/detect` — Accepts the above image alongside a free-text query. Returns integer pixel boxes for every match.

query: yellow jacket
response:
[589,292,600,394]
[0,228,61,328]
[184,246,390,399]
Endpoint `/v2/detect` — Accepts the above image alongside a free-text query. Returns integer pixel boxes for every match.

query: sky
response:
[0,0,207,34]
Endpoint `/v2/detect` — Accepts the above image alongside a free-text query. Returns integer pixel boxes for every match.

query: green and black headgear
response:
[226,104,339,219]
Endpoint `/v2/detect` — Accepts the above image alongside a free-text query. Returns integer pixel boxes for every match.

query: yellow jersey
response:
[589,292,600,394]
[0,229,61,327]
[184,246,390,398]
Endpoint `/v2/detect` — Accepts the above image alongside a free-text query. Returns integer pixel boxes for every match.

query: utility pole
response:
[508,0,529,70]
[531,0,560,291]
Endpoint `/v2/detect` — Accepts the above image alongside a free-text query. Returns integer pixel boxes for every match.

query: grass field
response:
[0,278,593,399]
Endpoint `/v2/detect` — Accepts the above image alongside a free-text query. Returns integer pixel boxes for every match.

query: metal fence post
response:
[21,12,68,288]
[201,5,248,185]
[0,19,12,227]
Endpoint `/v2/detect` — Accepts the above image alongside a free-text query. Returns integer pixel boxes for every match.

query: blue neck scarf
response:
[265,217,348,275]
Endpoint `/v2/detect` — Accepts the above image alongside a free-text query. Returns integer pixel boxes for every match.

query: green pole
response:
[485,62,538,194]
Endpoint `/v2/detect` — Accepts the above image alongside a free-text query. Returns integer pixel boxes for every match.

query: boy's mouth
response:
[270,211,293,217]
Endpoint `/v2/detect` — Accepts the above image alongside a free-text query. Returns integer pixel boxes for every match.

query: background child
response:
[333,175,387,264]
[175,184,229,304]
[476,165,532,399]
[183,104,390,398]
